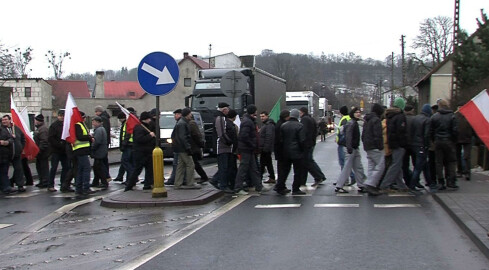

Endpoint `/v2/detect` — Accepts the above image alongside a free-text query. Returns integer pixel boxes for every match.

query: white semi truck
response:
[285,91,320,121]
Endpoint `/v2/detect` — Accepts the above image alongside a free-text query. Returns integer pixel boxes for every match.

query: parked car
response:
[159,111,205,158]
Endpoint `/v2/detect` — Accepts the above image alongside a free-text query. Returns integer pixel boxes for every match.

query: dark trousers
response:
[276,157,305,192]
[121,148,134,179]
[456,143,471,175]
[409,146,432,188]
[115,164,126,180]
[428,150,437,184]
[35,151,50,185]
[215,153,236,190]
[75,155,91,193]
[301,146,325,185]
[93,158,108,186]
[22,158,34,185]
[260,152,275,180]
[48,152,69,188]
[234,152,262,191]
[435,139,457,186]
[127,150,153,189]
[0,162,10,192]
[10,155,24,187]
[92,148,110,184]
[166,152,179,184]
[402,146,416,187]
[192,154,208,180]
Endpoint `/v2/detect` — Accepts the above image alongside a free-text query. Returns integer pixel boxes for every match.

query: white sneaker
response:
[235,190,249,195]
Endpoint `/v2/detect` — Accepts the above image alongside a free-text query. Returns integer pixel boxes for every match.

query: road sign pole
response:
[152,96,167,198]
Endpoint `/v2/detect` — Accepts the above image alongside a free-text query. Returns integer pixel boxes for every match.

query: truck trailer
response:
[185,67,286,155]
[285,91,320,121]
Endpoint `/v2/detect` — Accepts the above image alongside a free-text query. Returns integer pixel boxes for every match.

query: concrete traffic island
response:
[100,186,224,208]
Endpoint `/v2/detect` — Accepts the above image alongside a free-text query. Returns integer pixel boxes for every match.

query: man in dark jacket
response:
[189,115,209,184]
[2,115,26,192]
[273,110,291,193]
[48,110,71,192]
[0,124,14,194]
[92,106,112,186]
[259,111,276,184]
[91,116,109,190]
[380,98,409,191]
[409,104,434,194]
[234,104,264,195]
[335,107,367,193]
[362,104,385,195]
[431,99,458,189]
[455,102,473,181]
[34,114,50,188]
[402,105,416,187]
[172,108,201,189]
[125,111,156,191]
[275,109,306,195]
[299,107,326,187]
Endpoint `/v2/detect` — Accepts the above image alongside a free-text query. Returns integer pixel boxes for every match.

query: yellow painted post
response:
[152,146,167,197]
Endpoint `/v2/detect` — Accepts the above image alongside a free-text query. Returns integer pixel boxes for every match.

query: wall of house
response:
[429,60,453,105]
[1,79,52,115]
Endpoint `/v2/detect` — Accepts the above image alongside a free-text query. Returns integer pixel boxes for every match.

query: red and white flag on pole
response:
[10,95,40,160]
[62,92,84,144]
[116,102,140,134]
[460,89,489,149]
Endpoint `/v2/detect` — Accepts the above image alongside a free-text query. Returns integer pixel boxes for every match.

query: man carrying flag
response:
[116,103,140,185]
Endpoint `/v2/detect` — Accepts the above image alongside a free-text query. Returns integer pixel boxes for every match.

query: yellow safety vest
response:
[335,115,351,143]
[72,122,90,151]
[122,122,133,143]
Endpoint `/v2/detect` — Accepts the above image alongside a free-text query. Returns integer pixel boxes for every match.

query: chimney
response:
[94,71,105,98]
[183,52,189,58]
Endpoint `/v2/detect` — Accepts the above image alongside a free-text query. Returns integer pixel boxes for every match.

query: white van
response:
[159,111,205,158]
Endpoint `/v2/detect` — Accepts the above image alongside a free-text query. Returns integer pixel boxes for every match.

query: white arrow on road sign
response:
[141,63,175,85]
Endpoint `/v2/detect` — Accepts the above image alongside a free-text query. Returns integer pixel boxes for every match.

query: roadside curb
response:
[100,188,224,208]
[432,192,489,260]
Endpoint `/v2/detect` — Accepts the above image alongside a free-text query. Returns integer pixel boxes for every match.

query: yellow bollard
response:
[152,146,167,198]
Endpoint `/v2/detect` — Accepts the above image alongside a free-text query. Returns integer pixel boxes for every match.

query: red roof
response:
[47,80,90,108]
[104,81,146,99]
[179,55,210,69]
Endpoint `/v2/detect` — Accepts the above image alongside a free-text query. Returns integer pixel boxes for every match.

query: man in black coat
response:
[34,114,50,188]
[362,104,385,195]
[0,123,14,194]
[275,109,306,195]
[48,110,71,192]
[299,107,326,187]
[234,105,264,195]
[431,99,458,189]
[125,111,156,191]
[2,115,25,192]
[455,102,473,181]
[259,111,276,183]
[92,106,112,187]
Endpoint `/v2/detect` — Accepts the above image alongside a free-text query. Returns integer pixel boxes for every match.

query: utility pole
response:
[391,52,395,106]
[208,44,213,68]
[401,35,406,87]
[451,0,461,105]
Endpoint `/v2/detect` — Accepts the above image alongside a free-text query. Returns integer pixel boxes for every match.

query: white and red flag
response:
[10,95,40,160]
[61,92,84,144]
[116,102,140,134]
[459,89,489,148]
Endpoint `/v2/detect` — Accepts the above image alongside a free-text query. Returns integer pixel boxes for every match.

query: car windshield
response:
[159,114,176,129]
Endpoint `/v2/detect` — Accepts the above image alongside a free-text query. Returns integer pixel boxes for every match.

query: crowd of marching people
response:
[0,97,475,197]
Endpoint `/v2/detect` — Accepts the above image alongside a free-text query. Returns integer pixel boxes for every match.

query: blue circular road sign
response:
[137,52,179,96]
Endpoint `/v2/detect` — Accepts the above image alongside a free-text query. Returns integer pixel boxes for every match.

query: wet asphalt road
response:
[1,133,489,269]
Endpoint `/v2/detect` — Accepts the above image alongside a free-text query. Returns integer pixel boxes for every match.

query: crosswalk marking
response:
[387,193,415,197]
[0,224,14,229]
[255,204,301,209]
[374,204,421,208]
[6,193,38,198]
[336,194,363,197]
[314,204,359,208]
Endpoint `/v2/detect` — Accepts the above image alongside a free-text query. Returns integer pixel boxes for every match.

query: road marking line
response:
[336,194,363,197]
[387,193,415,197]
[5,193,38,198]
[314,204,360,208]
[374,204,421,208]
[120,195,250,270]
[255,204,301,209]
[0,224,14,229]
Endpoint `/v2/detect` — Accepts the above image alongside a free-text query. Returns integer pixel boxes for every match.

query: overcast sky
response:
[2,0,488,78]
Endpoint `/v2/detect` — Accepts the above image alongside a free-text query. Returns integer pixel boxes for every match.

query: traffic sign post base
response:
[152,146,167,198]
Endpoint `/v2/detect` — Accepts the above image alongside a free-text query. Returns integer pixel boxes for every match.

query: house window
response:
[184,78,192,87]
[128,91,135,97]
[25,87,32,97]
[0,87,10,112]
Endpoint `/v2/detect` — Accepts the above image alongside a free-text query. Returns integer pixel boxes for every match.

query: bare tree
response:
[45,50,71,79]
[0,43,15,78]
[412,16,453,67]
[14,47,33,77]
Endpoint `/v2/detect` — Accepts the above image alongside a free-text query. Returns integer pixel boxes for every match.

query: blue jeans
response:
[49,152,69,188]
[75,155,91,193]
[410,146,432,188]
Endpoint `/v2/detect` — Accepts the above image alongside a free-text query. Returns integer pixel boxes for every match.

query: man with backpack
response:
[336,106,355,185]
